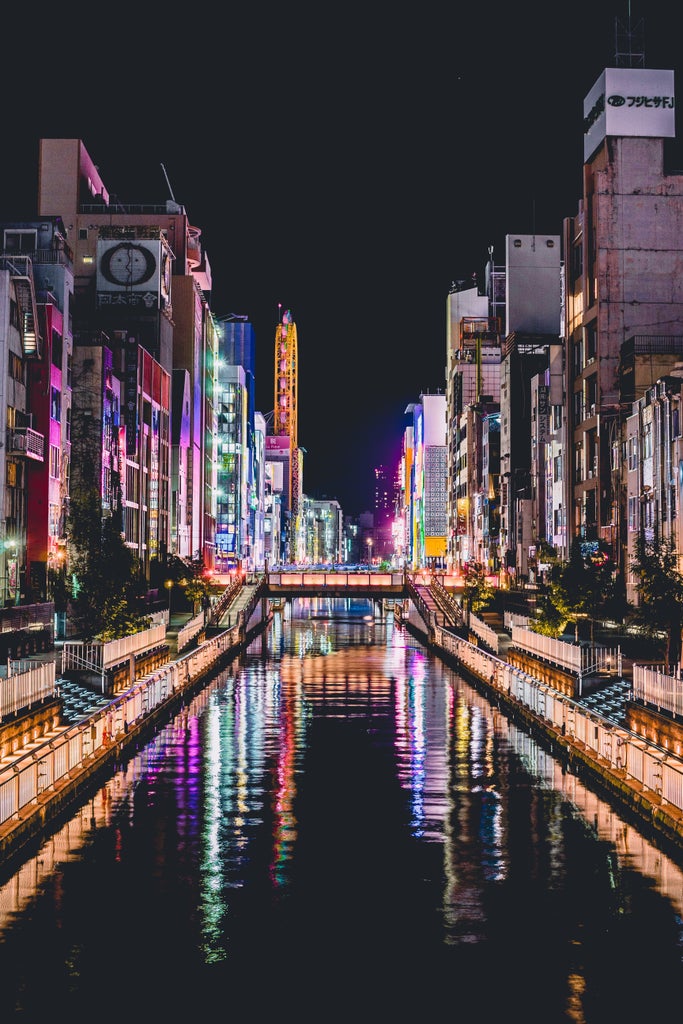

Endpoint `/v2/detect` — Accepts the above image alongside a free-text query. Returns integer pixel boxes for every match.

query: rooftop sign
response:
[583,67,675,161]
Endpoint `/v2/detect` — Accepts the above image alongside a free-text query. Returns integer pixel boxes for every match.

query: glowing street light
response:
[164,579,174,613]
[367,537,373,567]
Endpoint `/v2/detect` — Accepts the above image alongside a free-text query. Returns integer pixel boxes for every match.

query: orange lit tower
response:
[274,308,298,448]
[273,309,302,558]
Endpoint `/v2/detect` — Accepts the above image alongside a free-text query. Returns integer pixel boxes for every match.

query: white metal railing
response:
[0,623,243,830]
[62,624,167,673]
[431,623,683,822]
[176,611,207,652]
[511,625,621,678]
[504,611,530,630]
[469,612,499,653]
[267,572,404,588]
[0,661,56,720]
[633,664,683,718]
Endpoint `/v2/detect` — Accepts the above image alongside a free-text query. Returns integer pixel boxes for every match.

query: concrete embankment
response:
[445,651,683,864]
[0,617,263,874]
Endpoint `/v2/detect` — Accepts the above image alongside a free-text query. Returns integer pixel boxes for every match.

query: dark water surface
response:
[1,600,683,1023]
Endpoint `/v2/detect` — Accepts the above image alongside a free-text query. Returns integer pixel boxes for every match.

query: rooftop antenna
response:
[614,1,644,68]
[160,163,177,202]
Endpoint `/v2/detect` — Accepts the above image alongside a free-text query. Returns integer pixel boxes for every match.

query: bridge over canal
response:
[211,571,465,639]
[264,569,407,599]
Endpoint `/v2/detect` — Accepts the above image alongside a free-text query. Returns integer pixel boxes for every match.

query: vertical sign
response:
[125,336,138,456]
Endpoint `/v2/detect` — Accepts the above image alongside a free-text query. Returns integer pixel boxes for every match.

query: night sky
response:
[1,1,681,514]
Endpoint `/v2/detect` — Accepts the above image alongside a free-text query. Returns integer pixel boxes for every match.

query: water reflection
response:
[0,598,682,1022]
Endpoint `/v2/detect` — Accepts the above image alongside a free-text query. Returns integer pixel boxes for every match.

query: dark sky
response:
[1,1,680,514]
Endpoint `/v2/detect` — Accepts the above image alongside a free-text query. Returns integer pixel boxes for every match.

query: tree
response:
[67,484,150,641]
[533,538,617,642]
[462,562,494,624]
[630,534,683,670]
[184,576,211,617]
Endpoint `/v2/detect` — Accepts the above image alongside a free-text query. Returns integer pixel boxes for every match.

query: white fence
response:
[633,664,683,718]
[433,624,683,819]
[469,612,500,654]
[176,611,207,653]
[504,611,530,631]
[511,625,621,679]
[0,662,56,720]
[0,622,243,832]
[61,624,167,673]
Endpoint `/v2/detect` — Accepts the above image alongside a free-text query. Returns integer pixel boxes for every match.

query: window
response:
[573,337,584,376]
[628,436,637,470]
[50,387,61,421]
[51,330,63,368]
[642,421,653,459]
[3,230,37,253]
[584,374,597,415]
[49,444,60,479]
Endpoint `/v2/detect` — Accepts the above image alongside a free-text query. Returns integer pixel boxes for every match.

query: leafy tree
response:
[533,538,616,641]
[184,576,211,616]
[630,534,683,670]
[462,562,494,622]
[531,589,568,637]
[67,484,150,641]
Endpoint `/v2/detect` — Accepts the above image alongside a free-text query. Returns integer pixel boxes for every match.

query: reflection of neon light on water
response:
[270,696,300,887]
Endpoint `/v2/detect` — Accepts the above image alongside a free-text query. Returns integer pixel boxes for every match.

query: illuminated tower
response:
[274,308,297,448]
[272,308,302,560]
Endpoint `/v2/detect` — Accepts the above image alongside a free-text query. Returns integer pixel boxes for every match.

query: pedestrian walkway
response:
[213,581,262,628]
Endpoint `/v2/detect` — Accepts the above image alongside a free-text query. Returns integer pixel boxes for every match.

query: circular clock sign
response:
[101,242,156,286]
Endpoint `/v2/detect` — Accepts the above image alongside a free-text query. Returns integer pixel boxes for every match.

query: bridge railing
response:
[266,571,405,588]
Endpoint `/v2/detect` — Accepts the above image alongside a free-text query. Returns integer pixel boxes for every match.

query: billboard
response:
[584,67,675,161]
[96,238,172,311]
[266,435,291,454]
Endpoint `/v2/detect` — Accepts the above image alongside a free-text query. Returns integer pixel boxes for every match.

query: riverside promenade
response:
[0,584,263,871]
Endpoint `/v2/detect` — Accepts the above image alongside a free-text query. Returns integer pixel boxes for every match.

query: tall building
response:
[0,219,73,613]
[0,251,42,608]
[216,316,260,571]
[445,274,502,574]
[405,394,447,569]
[499,234,561,585]
[373,464,395,562]
[303,496,343,564]
[563,63,683,596]
[36,138,217,578]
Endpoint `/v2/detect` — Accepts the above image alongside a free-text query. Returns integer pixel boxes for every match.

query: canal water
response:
[1,598,683,1023]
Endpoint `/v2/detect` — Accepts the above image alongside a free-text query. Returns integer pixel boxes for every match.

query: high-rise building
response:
[405,394,447,569]
[0,219,73,616]
[36,139,217,577]
[0,250,42,608]
[563,63,683,596]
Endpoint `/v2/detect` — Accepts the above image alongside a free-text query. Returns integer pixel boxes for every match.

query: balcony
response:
[9,427,45,461]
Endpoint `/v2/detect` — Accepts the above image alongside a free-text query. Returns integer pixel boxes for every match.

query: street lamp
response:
[164,579,174,614]
[367,537,373,568]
